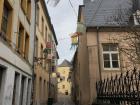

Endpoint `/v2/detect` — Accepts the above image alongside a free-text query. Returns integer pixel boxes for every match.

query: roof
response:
[58,60,72,67]
[84,0,133,27]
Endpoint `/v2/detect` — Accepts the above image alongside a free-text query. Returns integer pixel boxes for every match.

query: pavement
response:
[53,93,75,105]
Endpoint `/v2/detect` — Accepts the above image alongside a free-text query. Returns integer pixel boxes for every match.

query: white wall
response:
[0,59,32,105]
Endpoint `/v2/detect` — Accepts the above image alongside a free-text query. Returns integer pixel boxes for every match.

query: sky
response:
[45,0,83,64]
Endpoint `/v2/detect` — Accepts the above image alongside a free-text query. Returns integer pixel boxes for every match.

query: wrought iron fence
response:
[96,69,140,105]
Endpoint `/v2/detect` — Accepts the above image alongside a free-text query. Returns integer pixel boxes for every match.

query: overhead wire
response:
[68,0,78,17]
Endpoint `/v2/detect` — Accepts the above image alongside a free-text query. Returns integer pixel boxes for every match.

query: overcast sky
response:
[45,0,83,64]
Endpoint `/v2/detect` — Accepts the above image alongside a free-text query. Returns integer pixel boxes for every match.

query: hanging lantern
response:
[71,33,79,45]
[70,32,81,49]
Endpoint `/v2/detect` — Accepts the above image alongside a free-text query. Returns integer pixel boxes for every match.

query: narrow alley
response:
[53,94,75,105]
[0,0,140,105]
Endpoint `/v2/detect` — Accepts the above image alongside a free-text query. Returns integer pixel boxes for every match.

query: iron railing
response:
[96,69,140,105]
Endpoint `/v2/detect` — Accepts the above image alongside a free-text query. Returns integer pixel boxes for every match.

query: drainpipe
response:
[96,27,102,80]
[32,0,39,104]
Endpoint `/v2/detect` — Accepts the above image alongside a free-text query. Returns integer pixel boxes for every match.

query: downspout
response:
[32,0,38,104]
[96,27,101,80]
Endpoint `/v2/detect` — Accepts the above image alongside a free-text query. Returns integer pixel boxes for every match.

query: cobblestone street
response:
[53,94,75,105]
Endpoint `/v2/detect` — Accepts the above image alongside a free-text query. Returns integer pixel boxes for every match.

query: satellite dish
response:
[47,0,61,7]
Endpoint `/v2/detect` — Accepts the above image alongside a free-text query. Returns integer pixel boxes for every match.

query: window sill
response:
[16,49,31,66]
[103,68,120,71]
[0,33,12,47]
[0,37,31,67]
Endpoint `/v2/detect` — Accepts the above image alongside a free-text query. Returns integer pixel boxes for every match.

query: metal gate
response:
[95,69,140,105]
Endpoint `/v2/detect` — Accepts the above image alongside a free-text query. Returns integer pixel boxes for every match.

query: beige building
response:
[72,0,140,105]
[57,60,72,95]
[33,0,59,105]
[0,0,35,105]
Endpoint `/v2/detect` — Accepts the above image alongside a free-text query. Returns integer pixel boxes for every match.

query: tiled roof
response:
[84,0,133,27]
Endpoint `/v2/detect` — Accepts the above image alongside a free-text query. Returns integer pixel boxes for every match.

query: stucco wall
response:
[0,0,35,105]
[34,64,49,105]
[0,59,32,105]
[86,30,135,104]
[78,32,90,105]
[0,0,35,74]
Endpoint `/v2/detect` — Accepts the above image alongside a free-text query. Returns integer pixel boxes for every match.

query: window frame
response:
[42,17,44,36]
[17,22,25,54]
[27,0,31,22]
[1,5,9,34]
[24,33,30,60]
[102,43,120,70]
[36,4,39,25]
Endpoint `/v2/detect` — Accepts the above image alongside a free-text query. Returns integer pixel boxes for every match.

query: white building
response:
[0,0,35,105]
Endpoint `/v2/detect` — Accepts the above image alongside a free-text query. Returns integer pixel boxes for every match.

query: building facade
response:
[0,0,35,105]
[72,0,140,105]
[57,60,72,95]
[33,0,59,105]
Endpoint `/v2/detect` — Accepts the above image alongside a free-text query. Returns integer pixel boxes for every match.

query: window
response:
[26,79,31,105]
[40,44,43,65]
[20,76,26,105]
[12,72,20,105]
[45,26,47,42]
[0,69,3,94]
[44,80,46,98]
[21,0,26,14]
[35,36,38,57]
[48,34,52,42]
[1,5,9,34]
[0,69,3,105]
[17,23,24,54]
[33,75,36,99]
[42,17,44,36]
[27,0,31,21]
[39,77,42,100]
[24,33,29,60]
[0,65,6,105]
[102,43,119,69]
[62,85,65,89]
[36,4,39,25]
[1,1,13,42]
